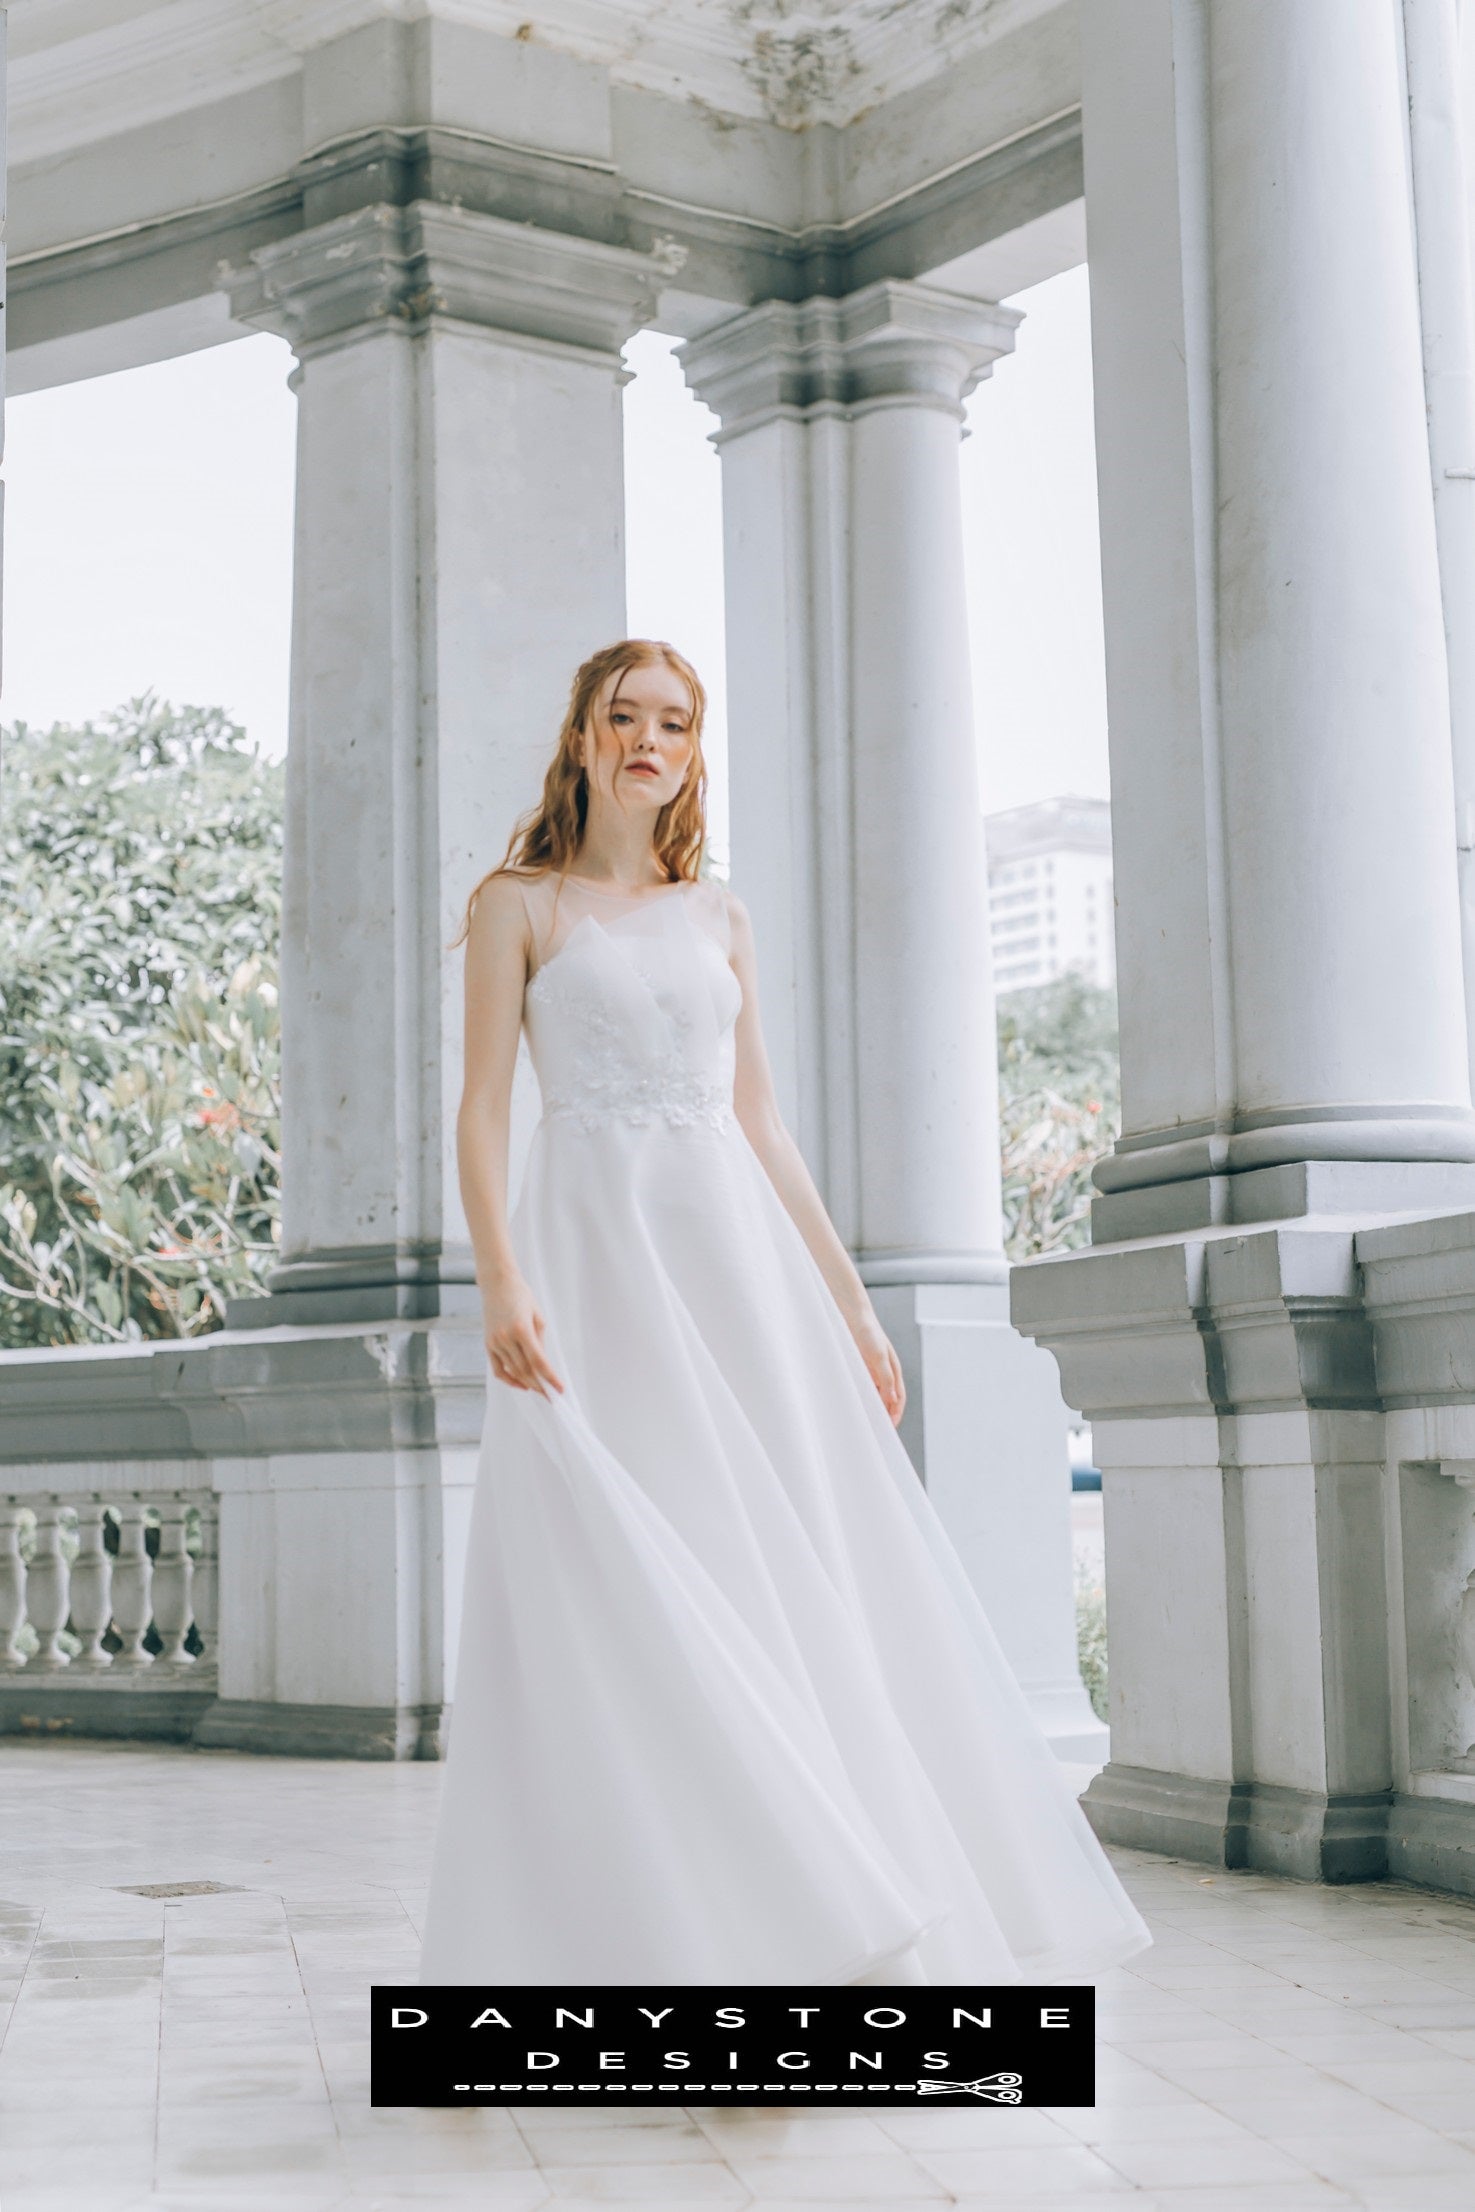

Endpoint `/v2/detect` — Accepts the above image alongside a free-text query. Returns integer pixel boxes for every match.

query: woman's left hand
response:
[849,1307,906,1426]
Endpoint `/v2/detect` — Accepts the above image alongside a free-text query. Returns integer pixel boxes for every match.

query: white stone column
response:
[1405,0,1475,1100]
[1015,0,1475,1879]
[223,204,660,1322]
[683,286,1106,1760]
[1085,0,1475,1245]
[847,333,1006,1285]
[171,206,664,1758]
[0,16,7,693]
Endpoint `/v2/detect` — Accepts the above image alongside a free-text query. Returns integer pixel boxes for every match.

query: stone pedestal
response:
[0,1320,486,1757]
[1012,0,1475,1877]
[683,284,1105,1761]
[1361,1211,1475,1897]
[1015,1231,1394,1878]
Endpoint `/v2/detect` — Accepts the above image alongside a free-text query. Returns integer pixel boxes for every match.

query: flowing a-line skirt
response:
[417,1115,1150,1986]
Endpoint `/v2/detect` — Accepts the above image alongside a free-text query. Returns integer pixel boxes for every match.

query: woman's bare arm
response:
[458,875,563,1396]
[725,891,905,1424]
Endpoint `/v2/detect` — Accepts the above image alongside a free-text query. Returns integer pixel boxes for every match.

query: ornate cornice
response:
[219,197,669,355]
[7,0,1070,161]
[679,280,1022,435]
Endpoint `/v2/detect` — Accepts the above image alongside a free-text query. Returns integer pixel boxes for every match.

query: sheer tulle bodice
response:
[417,868,1151,1988]
[518,874,740,1135]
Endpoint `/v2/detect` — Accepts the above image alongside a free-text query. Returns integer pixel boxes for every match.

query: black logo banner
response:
[372,1985,1095,2107]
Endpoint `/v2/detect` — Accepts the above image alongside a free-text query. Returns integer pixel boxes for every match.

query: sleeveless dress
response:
[417,871,1150,1987]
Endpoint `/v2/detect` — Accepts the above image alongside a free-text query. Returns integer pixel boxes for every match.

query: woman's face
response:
[582,662,696,814]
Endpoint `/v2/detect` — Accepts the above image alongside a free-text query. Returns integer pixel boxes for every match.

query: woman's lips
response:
[625,762,659,776]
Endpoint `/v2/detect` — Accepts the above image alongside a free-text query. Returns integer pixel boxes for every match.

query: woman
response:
[418,638,1150,1988]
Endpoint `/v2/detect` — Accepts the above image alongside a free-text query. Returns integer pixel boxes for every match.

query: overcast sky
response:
[0,263,1108,837]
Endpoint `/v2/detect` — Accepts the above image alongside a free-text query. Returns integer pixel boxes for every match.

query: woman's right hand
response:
[483,1271,565,1397]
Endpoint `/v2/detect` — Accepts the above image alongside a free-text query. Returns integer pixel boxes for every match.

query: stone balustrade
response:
[0,1487,218,1740]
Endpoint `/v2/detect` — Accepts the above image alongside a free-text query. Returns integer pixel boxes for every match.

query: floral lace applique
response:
[529,972,733,1134]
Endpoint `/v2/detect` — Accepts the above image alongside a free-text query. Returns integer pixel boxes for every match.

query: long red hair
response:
[452,638,710,947]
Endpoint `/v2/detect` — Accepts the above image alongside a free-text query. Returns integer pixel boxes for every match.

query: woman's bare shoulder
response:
[713,881,752,931]
[468,867,546,942]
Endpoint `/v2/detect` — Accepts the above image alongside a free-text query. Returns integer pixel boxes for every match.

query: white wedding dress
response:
[417,872,1150,1987]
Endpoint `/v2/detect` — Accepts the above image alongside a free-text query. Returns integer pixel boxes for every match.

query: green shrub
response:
[0,698,284,1346]
[0,700,1121,1334]
[1074,1557,1109,1723]
[997,973,1120,1260]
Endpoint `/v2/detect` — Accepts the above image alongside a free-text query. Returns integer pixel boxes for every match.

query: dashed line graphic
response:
[453,2081,924,2094]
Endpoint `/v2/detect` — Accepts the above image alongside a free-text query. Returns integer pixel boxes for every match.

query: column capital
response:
[219,201,669,362]
[678,280,1021,439]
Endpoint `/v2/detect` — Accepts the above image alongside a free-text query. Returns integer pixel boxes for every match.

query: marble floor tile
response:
[1384,2090,1475,2130]
[536,2163,750,2200]
[154,2097,342,2147]
[1114,2032,1293,2077]
[1056,2100,1270,2146]
[514,2122,718,2166]
[153,2135,348,2183]
[498,2106,693,2131]
[343,2159,531,2200]
[873,2104,1074,2149]
[10,1743,1475,2208]
[1094,2191,1355,2212]
[536,2201,727,2212]
[1203,2080,1422,2134]
[1351,2175,1475,2208]
[1266,2125,1475,2184]
[0,2145,159,2192]
[1315,2053,1475,2097]
[1183,2063,1353,2108]
[1248,2027,1439,2065]
[944,2198,1188,2212]
[1088,2133,1318,2189]
[727,2148,948,2198]
[910,2140,1139,2195]
[338,2135,545,2177]
[694,2109,899,2153]
[1417,2025,1475,2057]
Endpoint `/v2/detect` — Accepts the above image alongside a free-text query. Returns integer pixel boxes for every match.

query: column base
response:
[227,1281,482,1328]
[0,1684,444,1761]
[192,1698,445,1761]
[1091,1157,1475,1242]
[226,1244,482,1329]
[0,1678,218,1747]
[1083,1763,1392,1882]
[1387,1793,1475,1898]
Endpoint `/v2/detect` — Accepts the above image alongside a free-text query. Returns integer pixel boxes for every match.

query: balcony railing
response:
[0,1491,218,1728]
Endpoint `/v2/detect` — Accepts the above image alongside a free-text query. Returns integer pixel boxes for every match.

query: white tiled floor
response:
[3,1742,1475,2211]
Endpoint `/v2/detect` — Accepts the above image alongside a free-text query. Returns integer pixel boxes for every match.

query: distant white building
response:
[985,796,1115,995]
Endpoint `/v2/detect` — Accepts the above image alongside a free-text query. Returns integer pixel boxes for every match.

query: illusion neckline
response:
[557,874,691,900]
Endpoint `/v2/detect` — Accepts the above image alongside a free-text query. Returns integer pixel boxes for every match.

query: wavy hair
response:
[452,638,709,948]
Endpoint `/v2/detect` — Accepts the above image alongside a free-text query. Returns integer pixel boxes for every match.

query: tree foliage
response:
[0,698,284,1347]
[0,698,1120,1333]
[996,972,1120,1261]
[1074,1556,1110,1722]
